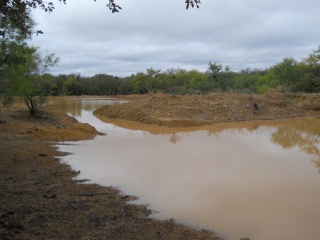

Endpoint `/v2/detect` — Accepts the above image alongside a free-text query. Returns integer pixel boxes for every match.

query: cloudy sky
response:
[30,0,320,77]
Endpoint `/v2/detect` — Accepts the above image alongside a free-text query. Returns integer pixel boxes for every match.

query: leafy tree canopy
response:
[2,45,59,113]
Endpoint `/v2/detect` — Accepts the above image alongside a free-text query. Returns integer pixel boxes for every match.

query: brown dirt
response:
[94,93,320,127]
[0,99,220,240]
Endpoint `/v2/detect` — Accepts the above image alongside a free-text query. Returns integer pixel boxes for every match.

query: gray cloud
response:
[30,0,320,77]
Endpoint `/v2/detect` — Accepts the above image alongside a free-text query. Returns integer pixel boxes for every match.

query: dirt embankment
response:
[94,93,320,127]
[0,100,220,240]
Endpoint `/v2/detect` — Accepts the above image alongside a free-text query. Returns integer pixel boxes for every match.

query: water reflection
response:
[102,116,320,169]
[271,119,320,172]
[169,133,181,144]
[53,98,320,240]
[48,97,125,118]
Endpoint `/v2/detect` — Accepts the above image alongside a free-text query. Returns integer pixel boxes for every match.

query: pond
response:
[54,97,320,240]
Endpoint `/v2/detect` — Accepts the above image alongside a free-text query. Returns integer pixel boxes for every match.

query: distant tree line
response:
[38,47,320,96]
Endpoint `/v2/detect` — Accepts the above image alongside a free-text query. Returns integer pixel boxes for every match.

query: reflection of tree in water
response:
[50,99,86,117]
[169,133,181,144]
[206,123,261,140]
[65,101,84,117]
[271,120,320,172]
[52,99,115,118]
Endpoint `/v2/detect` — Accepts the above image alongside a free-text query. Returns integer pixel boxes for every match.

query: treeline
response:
[33,47,320,96]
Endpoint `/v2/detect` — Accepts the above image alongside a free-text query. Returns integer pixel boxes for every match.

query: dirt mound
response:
[94,93,320,127]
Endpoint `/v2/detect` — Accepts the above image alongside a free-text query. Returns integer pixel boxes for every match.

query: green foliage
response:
[130,72,150,94]
[187,70,210,93]
[2,46,59,114]
[62,74,81,95]
[296,46,320,92]
[118,77,133,95]
[0,6,33,82]
[233,69,263,93]
[306,45,320,77]
[254,50,320,93]
[49,74,67,96]
[207,62,222,79]
[206,62,235,92]
[272,57,300,91]
[256,70,281,93]
[29,45,320,97]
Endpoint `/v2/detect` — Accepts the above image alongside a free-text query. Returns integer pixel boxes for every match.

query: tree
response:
[130,72,150,94]
[255,69,280,93]
[3,46,59,114]
[62,74,81,96]
[146,68,161,91]
[156,71,178,93]
[189,70,210,93]
[233,69,265,94]
[303,45,320,77]
[207,62,234,91]
[297,46,320,92]
[118,77,133,95]
[207,62,222,79]
[272,57,300,92]
[0,2,32,79]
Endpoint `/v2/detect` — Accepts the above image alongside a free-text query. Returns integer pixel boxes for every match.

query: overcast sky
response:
[30,0,320,77]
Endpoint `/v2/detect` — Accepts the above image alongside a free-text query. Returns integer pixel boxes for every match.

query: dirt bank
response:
[0,100,220,239]
[94,93,320,127]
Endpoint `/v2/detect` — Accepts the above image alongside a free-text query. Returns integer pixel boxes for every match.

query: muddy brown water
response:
[53,98,320,240]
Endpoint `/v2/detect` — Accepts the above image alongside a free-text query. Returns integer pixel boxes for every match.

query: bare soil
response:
[94,93,320,127]
[1,93,320,240]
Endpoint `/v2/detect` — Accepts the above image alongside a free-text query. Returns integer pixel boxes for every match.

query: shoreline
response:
[0,100,221,240]
[2,93,320,239]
